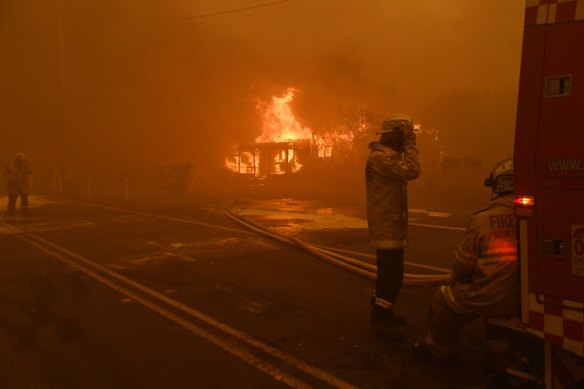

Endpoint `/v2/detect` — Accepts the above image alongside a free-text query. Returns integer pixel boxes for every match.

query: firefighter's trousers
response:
[6,191,29,215]
[425,289,480,359]
[375,248,404,304]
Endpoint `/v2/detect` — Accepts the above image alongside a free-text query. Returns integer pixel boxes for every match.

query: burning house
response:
[225,88,371,179]
[228,139,310,177]
[225,88,313,178]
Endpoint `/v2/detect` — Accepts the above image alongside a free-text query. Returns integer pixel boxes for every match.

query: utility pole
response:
[55,16,66,194]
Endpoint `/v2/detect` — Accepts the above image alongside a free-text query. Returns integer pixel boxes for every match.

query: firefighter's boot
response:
[412,340,436,360]
[371,299,406,342]
[370,296,406,324]
[412,340,459,362]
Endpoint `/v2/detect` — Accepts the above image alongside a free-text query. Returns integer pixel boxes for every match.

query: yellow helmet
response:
[377,114,413,134]
[484,158,513,195]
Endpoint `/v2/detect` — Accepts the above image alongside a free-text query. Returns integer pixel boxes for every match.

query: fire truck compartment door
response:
[536,21,584,177]
[536,189,584,301]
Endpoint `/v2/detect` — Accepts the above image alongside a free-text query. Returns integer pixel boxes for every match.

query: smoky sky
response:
[0,0,524,179]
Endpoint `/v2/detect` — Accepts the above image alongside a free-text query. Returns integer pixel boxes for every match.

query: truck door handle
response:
[541,238,565,256]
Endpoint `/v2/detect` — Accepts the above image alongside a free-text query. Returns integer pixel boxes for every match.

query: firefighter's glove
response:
[404,128,416,145]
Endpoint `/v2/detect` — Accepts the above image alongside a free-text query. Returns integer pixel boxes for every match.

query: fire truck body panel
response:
[513,23,544,206]
[512,1,584,385]
[516,0,584,327]
[536,21,584,177]
[537,190,584,301]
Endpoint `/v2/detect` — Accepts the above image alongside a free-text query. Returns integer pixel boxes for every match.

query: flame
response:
[255,88,312,143]
[287,148,302,173]
[415,123,440,141]
[224,150,259,175]
[225,88,309,175]
[225,87,375,175]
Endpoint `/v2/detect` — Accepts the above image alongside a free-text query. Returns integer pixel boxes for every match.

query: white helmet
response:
[484,158,513,195]
[377,114,413,134]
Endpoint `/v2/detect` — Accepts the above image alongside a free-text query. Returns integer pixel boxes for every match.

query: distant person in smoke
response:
[365,114,420,340]
[4,153,32,217]
[412,159,518,361]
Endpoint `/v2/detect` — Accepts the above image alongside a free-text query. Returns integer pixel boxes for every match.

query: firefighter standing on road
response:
[366,114,420,339]
[413,158,519,360]
[4,153,32,217]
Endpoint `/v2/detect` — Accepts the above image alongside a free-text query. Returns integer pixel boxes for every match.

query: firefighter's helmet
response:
[377,114,413,134]
[484,158,513,195]
[15,153,26,161]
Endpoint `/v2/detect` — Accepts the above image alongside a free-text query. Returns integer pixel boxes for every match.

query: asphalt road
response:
[0,194,490,389]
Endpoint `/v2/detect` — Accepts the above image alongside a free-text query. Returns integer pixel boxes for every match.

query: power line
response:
[0,0,294,27]
[130,0,293,24]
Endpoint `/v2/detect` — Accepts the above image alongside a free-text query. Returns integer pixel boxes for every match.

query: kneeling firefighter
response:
[413,158,519,360]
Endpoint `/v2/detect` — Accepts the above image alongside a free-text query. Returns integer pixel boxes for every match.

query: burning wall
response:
[225,88,372,177]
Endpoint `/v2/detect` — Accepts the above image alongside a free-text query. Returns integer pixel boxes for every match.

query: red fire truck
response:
[495,1,584,387]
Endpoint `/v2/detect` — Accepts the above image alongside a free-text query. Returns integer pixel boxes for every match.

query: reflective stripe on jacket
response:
[441,195,519,316]
[365,140,420,249]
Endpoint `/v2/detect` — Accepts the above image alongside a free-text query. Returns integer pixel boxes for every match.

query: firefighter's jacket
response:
[440,195,519,316]
[365,140,420,249]
[4,162,32,195]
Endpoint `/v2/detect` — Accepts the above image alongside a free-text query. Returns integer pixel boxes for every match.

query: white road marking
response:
[427,212,452,218]
[0,220,96,234]
[4,223,358,389]
[54,198,456,274]
[409,208,452,217]
[55,199,251,234]
[410,222,465,232]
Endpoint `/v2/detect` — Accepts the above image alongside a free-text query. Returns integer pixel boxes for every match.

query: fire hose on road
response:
[224,205,450,287]
[43,196,448,287]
